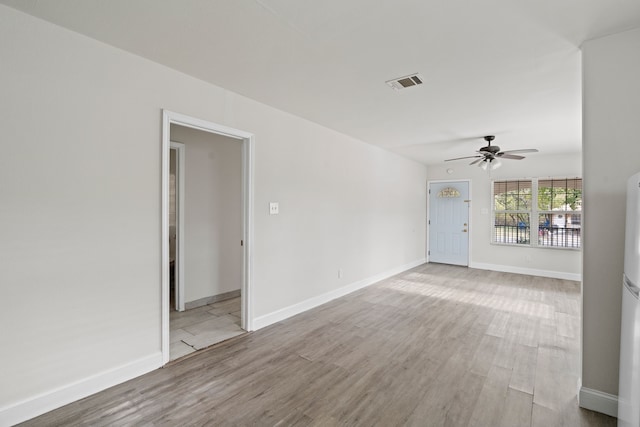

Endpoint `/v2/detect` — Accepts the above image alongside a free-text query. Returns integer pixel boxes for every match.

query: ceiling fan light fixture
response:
[479,157,501,172]
[443,135,538,167]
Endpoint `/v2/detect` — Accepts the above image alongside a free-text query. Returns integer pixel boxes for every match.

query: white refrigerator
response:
[620,171,640,426]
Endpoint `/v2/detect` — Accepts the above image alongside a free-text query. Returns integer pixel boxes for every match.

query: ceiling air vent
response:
[386,73,424,91]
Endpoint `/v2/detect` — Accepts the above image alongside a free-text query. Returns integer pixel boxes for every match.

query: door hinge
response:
[428,250,430,256]
[241,240,244,246]
[428,220,430,225]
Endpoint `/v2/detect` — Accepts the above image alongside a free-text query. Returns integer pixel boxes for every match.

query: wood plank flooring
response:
[20,263,616,426]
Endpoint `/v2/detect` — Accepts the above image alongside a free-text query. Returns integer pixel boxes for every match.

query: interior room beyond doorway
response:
[168,124,245,360]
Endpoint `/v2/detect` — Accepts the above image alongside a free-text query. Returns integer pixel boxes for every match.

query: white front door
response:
[428,181,470,266]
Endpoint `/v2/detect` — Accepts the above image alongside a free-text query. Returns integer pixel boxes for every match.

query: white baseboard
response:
[253,258,426,330]
[185,289,241,310]
[579,386,618,418]
[469,261,581,281]
[0,352,162,427]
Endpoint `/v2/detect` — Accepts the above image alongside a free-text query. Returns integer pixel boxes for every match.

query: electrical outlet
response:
[269,202,279,215]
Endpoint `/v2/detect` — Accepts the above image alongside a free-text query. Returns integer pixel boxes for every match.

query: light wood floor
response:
[20,263,616,426]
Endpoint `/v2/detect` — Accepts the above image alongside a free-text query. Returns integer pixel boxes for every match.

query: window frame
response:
[491,177,582,250]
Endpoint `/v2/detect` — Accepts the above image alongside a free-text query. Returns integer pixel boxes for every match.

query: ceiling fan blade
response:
[497,153,525,160]
[500,148,538,154]
[469,158,484,165]
[393,135,484,149]
[444,155,483,162]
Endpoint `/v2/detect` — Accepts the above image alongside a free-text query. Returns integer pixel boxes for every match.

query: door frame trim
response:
[169,141,185,312]
[161,110,255,365]
[427,179,472,266]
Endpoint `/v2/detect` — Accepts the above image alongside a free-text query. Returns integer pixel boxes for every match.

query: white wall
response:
[581,27,640,399]
[427,152,582,279]
[170,125,243,303]
[0,5,427,422]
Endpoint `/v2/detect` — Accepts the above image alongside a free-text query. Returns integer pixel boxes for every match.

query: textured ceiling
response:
[3,0,640,165]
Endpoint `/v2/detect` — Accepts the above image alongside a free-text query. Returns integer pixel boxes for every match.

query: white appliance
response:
[619,171,640,426]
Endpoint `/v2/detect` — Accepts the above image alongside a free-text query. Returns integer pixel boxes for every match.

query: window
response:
[493,178,582,249]
[493,180,532,245]
[537,178,582,248]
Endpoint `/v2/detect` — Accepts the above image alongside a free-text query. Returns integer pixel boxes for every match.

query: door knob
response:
[462,229,468,232]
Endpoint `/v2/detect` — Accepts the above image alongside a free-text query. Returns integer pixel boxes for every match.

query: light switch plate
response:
[269,202,279,215]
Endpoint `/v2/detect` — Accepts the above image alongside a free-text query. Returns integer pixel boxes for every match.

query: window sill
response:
[490,242,581,251]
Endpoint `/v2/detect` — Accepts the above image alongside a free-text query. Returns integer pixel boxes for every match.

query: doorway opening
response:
[161,110,254,364]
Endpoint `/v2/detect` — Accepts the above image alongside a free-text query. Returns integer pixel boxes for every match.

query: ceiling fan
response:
[444,135,538,170]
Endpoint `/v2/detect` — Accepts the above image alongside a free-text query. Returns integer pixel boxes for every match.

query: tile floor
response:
[170,297,244,360]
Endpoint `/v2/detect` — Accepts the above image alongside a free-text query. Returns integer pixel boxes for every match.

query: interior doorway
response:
[161,110,254,364]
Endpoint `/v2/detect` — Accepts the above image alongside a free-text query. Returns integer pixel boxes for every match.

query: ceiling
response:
[3,0,640,165]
